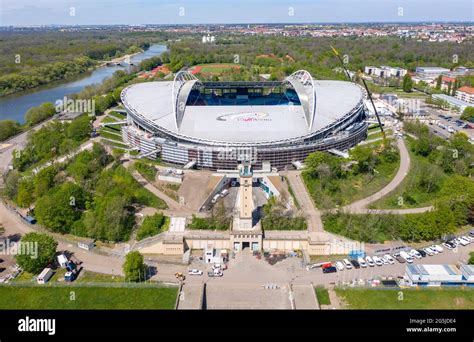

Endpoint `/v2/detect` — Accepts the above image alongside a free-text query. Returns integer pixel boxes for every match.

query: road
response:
[285,171,323,232]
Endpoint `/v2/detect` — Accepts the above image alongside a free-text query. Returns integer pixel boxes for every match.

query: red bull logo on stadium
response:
[216,112,271,122]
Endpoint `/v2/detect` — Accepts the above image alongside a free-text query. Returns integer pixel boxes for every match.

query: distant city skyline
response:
[0,0,472,26]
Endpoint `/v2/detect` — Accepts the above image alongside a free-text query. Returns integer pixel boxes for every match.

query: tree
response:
[123,251,147,282]
[435,75,442,90]
[24,102,56,126]
[34,182,86,233]
[461,107,474,122]
[0,120,21,142]
[15,233,57,274]
[16,178,35,208]
[402,74,414,93]
[136,213,166,240]
[3,170,21,200]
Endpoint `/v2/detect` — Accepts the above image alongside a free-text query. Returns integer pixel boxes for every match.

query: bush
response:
[15,233,57,274]
[134,161,157,182]
[0,120,21,142]
[136,213,166,240]
[123,251,147,282]
[24,102,56,126]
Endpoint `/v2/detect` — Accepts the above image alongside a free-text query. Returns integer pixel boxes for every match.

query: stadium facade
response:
[121,70,368,170]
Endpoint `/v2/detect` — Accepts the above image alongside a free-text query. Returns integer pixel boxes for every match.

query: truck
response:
[37,268,54,284]
[57,254,68,268]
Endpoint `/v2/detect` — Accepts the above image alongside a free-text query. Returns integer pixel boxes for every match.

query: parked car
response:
[442,242,454,250]
[431,245,443,253]
[322,266,337,274]
[408,249,422,259]
[188,269,203,276]
[335,261,345,271]
[468,230,474,237]
[423,247,434,256]
[399,251,414,263]
[357,257,367,268]
[350,259,360,269]
[383,254,395,264]
[416,249,427,257]
[458,237,470,246]
[394,254,406,263]
[322,262,333,269]
[365,256,375,267]
[342,259,353,269]
[463,235,474,242]
[379,256,388,265]
[372,256,383,266]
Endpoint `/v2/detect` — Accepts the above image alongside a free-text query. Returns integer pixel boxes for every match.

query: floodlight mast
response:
[330,45,385,140]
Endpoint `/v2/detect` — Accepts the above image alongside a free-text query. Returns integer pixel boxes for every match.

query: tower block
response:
[236,161,254,230]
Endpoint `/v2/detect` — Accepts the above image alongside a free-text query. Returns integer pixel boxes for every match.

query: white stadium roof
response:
[121,74,364,144]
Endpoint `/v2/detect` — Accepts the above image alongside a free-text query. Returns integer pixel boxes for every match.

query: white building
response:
[415,66,450,80]
[404,264,474,286]
[364,66,407,78]
[456,86,474,105]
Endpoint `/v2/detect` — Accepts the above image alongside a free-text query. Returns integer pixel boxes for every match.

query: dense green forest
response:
[164,35,474,81]
[0,30,172,96]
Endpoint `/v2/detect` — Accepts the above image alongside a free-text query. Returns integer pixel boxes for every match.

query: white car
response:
[358,257,367,268]
[365,256,375,267]
[423,247,434,256]
[460,236,472,244]
[342,259,353,269]
[458,237,470,246]
[409,249,422,259]
[380,256,388,265]
[463,235,474,242]
[383,254,395,264]
[188,269,203,276]
[442,242,454,250]
[335,261,345,271]
[399,251,414,263]
[372,256,383,266]
[431,245,443,253]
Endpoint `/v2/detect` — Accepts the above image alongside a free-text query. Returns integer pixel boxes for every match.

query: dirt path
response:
[285,171,323,232]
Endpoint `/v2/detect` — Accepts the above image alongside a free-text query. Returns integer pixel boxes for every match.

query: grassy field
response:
[336,288,474,309]
[0,286,178,309]
[370,138,447,209]
[315,287,331,305]
[304,140,400,209]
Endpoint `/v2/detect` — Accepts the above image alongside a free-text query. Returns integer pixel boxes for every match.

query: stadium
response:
[120,70,368,170]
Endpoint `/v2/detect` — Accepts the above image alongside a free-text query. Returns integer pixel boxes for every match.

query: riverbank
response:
[0,44,167,124]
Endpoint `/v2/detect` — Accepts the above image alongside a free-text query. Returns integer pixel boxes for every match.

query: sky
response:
[0,0,472,26]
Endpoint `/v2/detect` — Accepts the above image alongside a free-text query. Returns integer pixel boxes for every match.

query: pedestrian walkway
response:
[286,171,323,232]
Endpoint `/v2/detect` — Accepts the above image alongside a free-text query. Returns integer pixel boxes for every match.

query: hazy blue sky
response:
[1,0,472,26]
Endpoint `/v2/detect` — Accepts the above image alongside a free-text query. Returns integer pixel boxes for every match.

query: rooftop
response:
[122,79,364,144]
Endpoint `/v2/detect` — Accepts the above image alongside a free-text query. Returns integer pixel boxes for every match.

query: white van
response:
[357,257,367,268]
[399,251,414,263]
[335,261,345,271]
[220,189,229,197]
[342,259,353,269]
[365,256,375,267]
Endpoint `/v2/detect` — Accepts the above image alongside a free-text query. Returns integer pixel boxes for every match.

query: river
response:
[0,44,167,124]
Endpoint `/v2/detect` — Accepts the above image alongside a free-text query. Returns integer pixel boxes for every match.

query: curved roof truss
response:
[172,71,203,130]
[282,70,317,130]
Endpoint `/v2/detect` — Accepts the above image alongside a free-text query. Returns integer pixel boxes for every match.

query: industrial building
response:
[404,264,474,286]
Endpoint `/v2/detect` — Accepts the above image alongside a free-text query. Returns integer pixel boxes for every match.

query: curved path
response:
[339,137,432,214]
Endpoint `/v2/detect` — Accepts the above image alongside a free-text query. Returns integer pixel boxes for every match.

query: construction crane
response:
[330,45,386,142]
